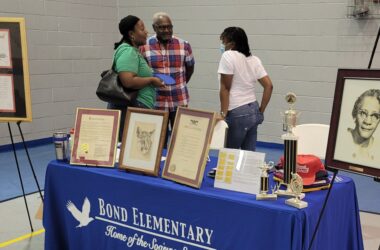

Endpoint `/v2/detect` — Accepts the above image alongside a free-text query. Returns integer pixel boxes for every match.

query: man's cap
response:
[278,154,325,185]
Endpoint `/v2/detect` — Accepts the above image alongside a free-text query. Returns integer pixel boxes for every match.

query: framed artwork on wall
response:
[0,17,32,122]
[326,68,380,178]
[119,107,168,176]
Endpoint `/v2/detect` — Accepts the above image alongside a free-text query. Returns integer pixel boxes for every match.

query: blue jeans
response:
[225,101,264,151]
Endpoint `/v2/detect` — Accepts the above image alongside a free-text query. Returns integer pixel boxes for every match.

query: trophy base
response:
[275,189,305,199]
[285,198,308,209]
[256,193,277,200]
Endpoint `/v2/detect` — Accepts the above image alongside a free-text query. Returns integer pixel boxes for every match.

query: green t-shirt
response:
[113,43,155,108]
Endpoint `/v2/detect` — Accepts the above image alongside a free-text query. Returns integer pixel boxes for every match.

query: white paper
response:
[0,74,15,112]
[0,30,12,68]
[214,148,265,195]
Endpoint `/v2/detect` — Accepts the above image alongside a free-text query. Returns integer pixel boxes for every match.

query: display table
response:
[43,157,363,250]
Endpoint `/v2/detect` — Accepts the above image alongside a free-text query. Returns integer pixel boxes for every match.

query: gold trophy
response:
[285,173,308,209]
[275,93,304,199]
[256,162,277,200]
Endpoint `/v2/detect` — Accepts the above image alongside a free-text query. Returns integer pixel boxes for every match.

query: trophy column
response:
[275,93,303,198]
[282,133,297,189]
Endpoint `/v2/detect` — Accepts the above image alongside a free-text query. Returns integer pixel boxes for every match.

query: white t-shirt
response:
[218,50,267,110]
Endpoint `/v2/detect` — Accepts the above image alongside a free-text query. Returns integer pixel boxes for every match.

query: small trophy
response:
[285,173,308,209]
[256,162,277,200]
[275,92,303,198]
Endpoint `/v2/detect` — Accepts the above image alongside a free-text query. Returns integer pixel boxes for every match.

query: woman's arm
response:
[257,75,273,113]
[118,71,165,89]
[219,73,233,118]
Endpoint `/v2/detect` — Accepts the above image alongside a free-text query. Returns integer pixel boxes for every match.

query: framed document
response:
[326,69,380,178]
[119,107,168,176]
[0,74,15,112]
[70,108,120,167]
[0,17,32,122]
[162,107,215,188]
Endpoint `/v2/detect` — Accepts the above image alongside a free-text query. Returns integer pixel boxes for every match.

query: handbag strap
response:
[111,48,142,72]
[111,59,116,72]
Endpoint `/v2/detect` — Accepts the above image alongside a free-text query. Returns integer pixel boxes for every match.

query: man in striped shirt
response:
[140,12,195,147]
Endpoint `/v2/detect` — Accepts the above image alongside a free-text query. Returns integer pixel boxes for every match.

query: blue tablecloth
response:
[43,157,363,250]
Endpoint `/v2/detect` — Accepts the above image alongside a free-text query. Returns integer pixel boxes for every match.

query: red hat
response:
[278,154,325,185]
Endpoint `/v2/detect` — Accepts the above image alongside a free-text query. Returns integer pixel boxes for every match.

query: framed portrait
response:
[162,107,216,188]
[119,107,168,176]
[0,17,32,122]
[70,108,120,167]
[326,69,380,178]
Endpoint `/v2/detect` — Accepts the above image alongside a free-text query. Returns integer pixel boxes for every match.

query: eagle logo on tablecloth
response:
[66,197,94,228]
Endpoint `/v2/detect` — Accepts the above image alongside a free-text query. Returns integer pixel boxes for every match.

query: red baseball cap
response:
[278,154,325,185]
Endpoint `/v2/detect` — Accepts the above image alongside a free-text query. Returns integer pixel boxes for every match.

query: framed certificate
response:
[326,69,380,178]
[0,17,32,122]
[162,107,215,188]
[70,108,120,167]
[119,107,168,176]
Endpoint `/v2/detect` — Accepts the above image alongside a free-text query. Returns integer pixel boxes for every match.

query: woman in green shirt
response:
[110,15,164,140]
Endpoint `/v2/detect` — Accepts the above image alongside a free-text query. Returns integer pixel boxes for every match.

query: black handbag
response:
[96,64,138,106]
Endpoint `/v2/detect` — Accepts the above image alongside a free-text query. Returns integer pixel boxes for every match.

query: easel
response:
[307,25,380,250]
[0,17,37,233]
[6,121,44,232]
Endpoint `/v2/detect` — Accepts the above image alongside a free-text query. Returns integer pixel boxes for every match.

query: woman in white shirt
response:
[218,27,273,151]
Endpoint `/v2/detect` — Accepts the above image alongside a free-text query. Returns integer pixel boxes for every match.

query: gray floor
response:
[0,193,44,249]
[0,192,379,250]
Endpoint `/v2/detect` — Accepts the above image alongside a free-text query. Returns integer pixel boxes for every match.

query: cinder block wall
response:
[1,0,380,145]
[0,0,118,145]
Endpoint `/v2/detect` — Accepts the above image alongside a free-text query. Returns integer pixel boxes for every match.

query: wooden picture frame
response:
[119,107,168,176]
[326,69,380,178]
[0,17,32,122]
[162,107,215,188]
[70,108,120,167]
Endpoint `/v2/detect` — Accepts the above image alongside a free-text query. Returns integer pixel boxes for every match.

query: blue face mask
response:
[220,44,225,54]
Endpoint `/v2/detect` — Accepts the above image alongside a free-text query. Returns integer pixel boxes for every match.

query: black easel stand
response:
[308,25,380,249]
[7,122,45,233]
[8,122,34,232]
[367,25,380,183]
[368,25,380,69]
[16,121,44,202]
[307,168,338,250]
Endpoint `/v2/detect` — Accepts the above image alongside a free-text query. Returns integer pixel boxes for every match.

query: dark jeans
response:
[225,101,264,151]
[107,101,149,142]
[107,103,128,142]
[164,109,178,149]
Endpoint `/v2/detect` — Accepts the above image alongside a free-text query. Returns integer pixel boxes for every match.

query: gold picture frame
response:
[70,108,120,167]
[162,107,215,188]
[119,107,168,176]
[0,17,32,122]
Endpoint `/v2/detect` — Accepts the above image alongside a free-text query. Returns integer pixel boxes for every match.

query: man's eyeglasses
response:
[358,109,380,122]
[155,25,173,31]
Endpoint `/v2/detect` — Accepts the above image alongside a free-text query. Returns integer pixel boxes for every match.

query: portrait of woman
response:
[334,79,380,168]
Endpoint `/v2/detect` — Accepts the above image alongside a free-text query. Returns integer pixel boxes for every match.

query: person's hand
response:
[215,113,225,121]
[151,77,165,88]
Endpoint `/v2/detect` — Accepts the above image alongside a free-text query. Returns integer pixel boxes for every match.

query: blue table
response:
[43,157,363,250]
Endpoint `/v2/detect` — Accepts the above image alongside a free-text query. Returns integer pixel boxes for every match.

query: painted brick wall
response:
[0,0,119,145]
[1,0,380,145]
[120,0,380,144]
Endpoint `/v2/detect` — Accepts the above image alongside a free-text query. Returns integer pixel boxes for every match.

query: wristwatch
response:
[220,111,226,118]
